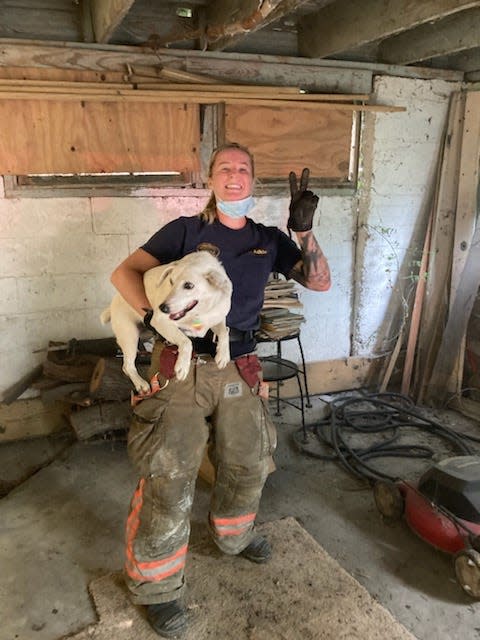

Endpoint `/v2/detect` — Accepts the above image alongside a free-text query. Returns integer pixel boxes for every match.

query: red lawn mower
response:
[374,455,480,599]
[294,393,480,600]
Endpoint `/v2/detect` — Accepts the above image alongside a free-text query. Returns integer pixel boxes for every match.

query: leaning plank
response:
[0,364,43,405]
[379,327,404,393]
[450,92,480,300]
[414,92,465,403]
[401,179,435,396]
[424,218,480,405]
[448,91,480,394]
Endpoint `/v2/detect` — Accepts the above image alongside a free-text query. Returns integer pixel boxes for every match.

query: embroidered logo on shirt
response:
[224,382,243,398]
[252,248,268,255]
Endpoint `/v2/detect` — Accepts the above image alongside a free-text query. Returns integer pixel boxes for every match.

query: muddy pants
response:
[124,346,276,605]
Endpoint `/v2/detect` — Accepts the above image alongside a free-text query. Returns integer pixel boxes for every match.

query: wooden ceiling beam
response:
[91,0,135,44]
[379,8,480,64]
[431,47,480,72]
[205,0,308,51]
[298,0,480,58]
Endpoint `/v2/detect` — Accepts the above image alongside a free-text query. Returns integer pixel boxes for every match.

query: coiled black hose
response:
[293,392,480,483]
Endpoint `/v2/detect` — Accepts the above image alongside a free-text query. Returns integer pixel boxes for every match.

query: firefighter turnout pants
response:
[124,348,277,605]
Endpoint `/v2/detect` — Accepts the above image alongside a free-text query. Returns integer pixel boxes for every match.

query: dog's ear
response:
[155,263,176,288]
[205,269,232,295]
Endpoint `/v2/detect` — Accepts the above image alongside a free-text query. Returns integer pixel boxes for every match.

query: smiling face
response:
[208,148,254,202]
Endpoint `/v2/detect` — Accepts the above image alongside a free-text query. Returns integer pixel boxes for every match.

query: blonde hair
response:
[199,142,255,224]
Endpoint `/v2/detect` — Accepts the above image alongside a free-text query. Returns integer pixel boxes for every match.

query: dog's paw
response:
[124,368,151,394]
[215,349,230,369]
[174,355,191,381]
[135,378,152,394]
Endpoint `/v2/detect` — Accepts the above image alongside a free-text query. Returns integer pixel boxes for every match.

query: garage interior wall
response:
[0,74,461,397]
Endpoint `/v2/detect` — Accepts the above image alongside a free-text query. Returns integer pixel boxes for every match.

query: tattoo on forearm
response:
[290,232,331,290]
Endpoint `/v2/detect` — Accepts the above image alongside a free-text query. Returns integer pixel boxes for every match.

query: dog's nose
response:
[160,303,170,314]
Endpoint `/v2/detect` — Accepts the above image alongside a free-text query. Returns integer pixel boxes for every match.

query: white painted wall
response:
[353,75,460,357]
[0,74,460,396]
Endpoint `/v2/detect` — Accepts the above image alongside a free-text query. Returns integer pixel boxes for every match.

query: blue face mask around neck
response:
[217,195,255,218]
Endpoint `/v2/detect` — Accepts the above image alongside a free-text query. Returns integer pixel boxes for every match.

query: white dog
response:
[101,251,233,393]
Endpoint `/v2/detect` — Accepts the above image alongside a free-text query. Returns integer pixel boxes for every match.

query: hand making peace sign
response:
[287,168,319,232]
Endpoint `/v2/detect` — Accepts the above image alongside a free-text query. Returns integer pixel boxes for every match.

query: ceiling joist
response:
[298,0,480,58]
[379,8,480,64]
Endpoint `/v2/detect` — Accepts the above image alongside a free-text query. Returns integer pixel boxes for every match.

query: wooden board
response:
[225,104,354,180]
[0,99,200,174]
[265,356,383,398]
[0,399,68,442]
[425,214,480,404]
[448,90,480,394]
[414,91,465,402]
[0,65,127,84]
[450,91,480,296]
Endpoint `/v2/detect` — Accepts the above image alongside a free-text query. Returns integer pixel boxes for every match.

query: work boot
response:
[146,600,187,638]
[240,535,272,563]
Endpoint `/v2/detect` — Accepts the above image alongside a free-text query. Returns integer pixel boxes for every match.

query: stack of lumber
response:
[258,278,305,340]
[0,61,405,113]
[0,77,374,108]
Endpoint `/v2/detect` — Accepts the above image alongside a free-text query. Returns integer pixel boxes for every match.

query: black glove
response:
[287,168,319,232]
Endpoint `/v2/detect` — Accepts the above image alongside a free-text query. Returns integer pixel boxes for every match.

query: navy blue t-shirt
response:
[141,216,302,355]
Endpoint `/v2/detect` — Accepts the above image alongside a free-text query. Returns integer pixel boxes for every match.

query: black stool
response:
[260,355,306,439]
[256,330,311,408]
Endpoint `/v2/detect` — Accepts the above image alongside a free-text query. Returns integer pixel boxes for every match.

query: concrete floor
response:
[1,393,480,640]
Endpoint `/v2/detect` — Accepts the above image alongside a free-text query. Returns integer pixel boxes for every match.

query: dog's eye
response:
[183,281,194,290]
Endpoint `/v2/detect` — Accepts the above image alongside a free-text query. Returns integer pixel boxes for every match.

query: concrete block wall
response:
[352,75,461,357]
[0,74,460,396]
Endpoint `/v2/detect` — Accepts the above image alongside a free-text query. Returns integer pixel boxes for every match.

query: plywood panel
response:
[225,105,353,180]
[0,100,200,174]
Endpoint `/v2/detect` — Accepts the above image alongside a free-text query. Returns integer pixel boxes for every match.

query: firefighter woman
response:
[110,142,331,637]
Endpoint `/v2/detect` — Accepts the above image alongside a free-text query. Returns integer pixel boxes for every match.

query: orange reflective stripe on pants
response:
[125,478,187,582]
[211,512,256,536]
